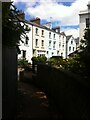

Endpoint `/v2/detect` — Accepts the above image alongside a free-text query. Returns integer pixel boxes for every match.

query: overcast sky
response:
[11,0,90,38]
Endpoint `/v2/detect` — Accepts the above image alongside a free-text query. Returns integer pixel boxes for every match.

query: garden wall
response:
[2,46,17,119]
[35,64,90,119]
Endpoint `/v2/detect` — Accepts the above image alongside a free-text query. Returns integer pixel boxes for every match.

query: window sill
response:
[35,46,39,48]
[35,34,39,36]
[41,35,44,37]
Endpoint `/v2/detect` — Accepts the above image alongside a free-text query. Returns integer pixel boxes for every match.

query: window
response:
[62,45,64,47]
[22,50,26,58]
[53,34,55,39]
[35,39,38,46]
[26,39,28,45]
[25,36,29,45]
[71,40,73,44]
[57,51,59,55]
[53,41,56,49]
[69,46,71,51]
[59,42,61,47]
[42,30,44,36]
[49,41,51,47]
[86,18,90,28]
[73,47,74,51]
[49,32,51,38]
[61,53,63,56]
[33,50,35,54]
[36,28,38,34]
[41,40,44,47]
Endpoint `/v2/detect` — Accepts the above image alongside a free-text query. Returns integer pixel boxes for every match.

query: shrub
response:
[18,58,29,68]
[48,56,64,68]
[31,56,47,65]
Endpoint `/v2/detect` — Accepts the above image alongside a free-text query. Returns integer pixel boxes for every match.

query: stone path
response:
[16,81,59,120]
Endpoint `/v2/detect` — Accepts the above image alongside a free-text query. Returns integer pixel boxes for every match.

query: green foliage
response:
[2,2,30,47]
[31,56,47,64]
[48,56,65,68]
[64,28,90,79]
[79,28,90,77]
[18,58,28,67]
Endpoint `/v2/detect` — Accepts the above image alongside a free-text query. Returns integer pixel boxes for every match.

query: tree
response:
[2,2,30,48]
[79,28,90,78]
[64,28,90,79]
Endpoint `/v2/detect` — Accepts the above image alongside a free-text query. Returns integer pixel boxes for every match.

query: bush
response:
[48,56,65,68]
[18,58,29,68]
[31,56,47,65]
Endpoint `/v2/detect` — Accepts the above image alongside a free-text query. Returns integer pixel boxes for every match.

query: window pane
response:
[69,46,71,51]
[35,39,38,46]
[22,50,26,58]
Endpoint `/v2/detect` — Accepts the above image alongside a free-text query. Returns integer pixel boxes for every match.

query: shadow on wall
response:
[2,46,17,119]
[34,64,90,120]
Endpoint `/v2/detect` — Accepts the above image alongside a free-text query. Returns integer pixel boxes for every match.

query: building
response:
[66,35,76,58]
[45,27,60,59]
[18,22,33,63]
[18,15,76,63]
[75,37,79,49]
[59,32,67,59]
[79,1,90,44]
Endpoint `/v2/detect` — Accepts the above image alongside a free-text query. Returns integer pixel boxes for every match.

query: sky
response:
[11,0,90,38]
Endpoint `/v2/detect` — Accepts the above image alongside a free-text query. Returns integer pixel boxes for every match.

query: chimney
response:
[52,27,60,33]
[17,11,25,20]
[30,18,40,25]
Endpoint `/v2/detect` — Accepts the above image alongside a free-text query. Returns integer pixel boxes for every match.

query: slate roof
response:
[66,35,72,42]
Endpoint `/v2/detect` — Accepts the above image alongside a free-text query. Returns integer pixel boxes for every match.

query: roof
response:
[18,17,62,35]
[60,32,66,36]
[66,35,72,42]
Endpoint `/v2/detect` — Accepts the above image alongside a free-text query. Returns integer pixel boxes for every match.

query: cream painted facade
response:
[18,22,33,63]
[79,2,90,44]
[18,17,76,63]
[45,30,60,59]
[32,26,46,57]
[66,35,76,58]
[59,33,67,59]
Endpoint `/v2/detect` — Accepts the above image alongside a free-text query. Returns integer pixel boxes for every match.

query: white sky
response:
[12,0,90,38]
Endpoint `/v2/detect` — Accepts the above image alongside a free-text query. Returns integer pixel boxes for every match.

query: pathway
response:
[16,81,59,120]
